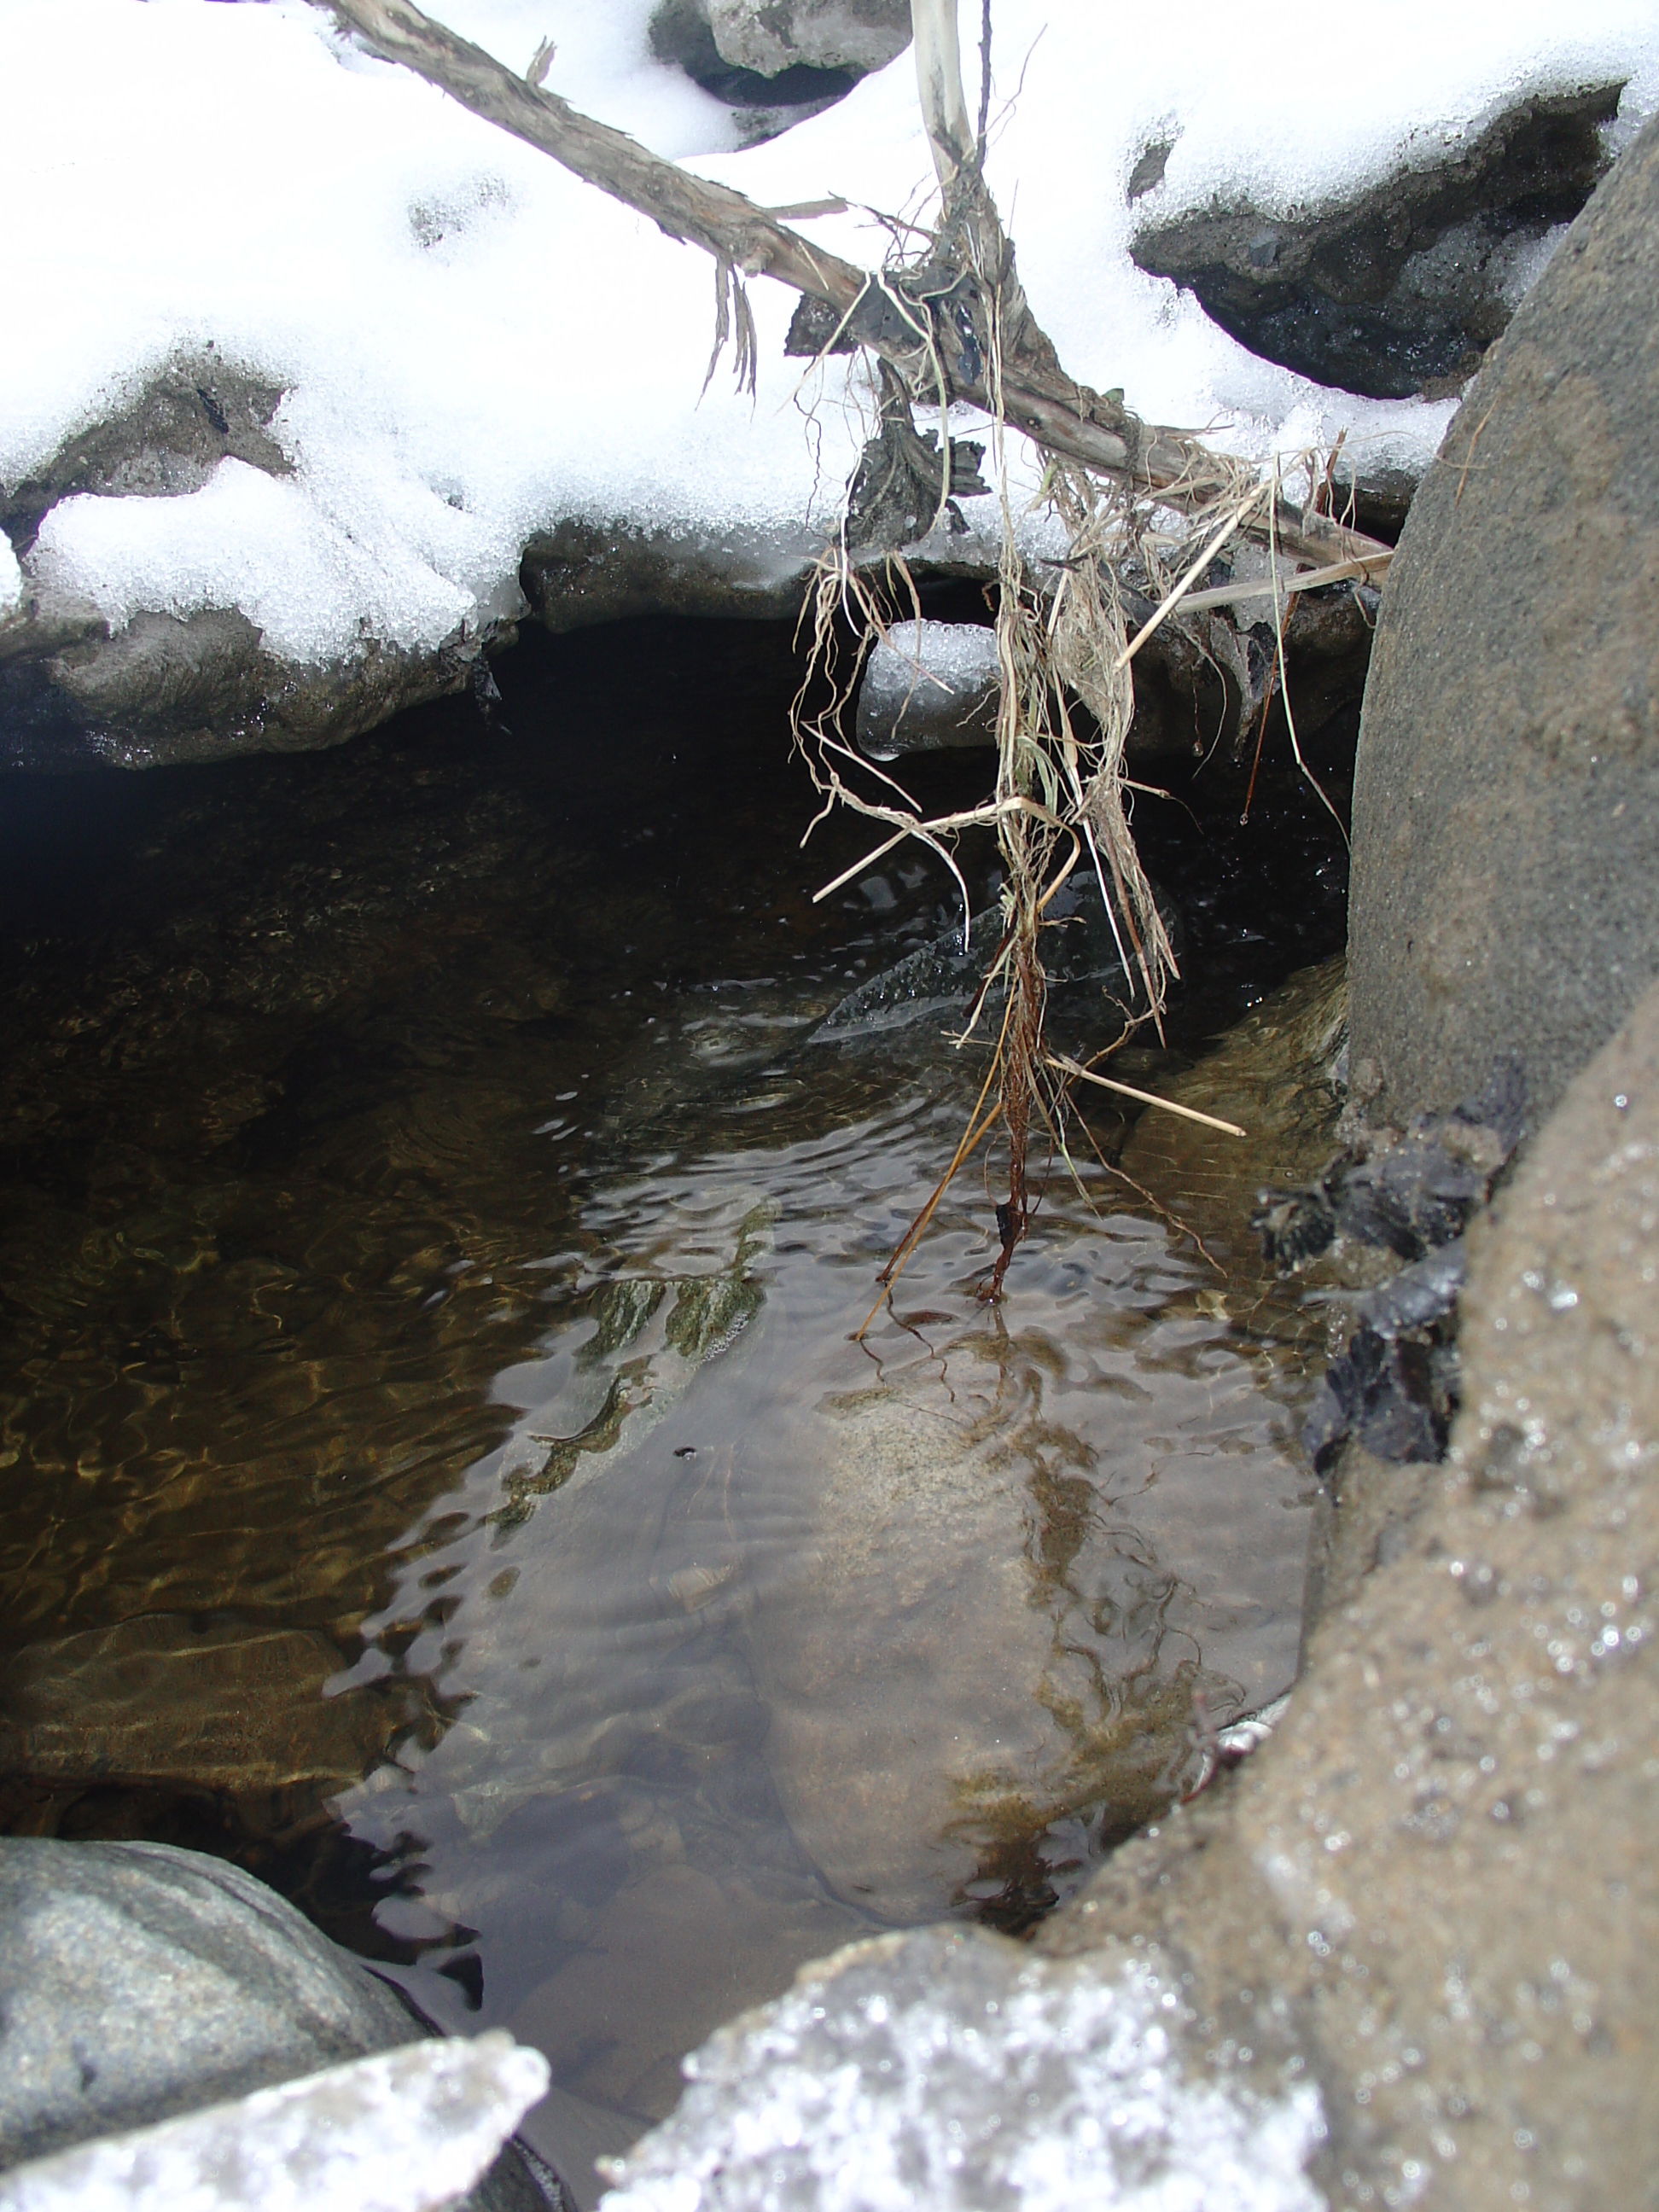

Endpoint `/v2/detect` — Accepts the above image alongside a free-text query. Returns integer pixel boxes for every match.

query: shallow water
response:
[0,616,1347,2194]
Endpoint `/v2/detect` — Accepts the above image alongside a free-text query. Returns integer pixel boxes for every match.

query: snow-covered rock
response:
[2,0,1656,766]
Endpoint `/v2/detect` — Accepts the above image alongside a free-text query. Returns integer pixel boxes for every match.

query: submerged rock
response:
[812,877,1157,1043]
[1348,108,1659,1125]
[1117,955,1349,1287]
[602,965,1659,2212]
[0,1615,426,1799]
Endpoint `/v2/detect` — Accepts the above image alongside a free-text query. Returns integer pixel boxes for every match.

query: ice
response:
[855,619,1001,758]
[0,529,20,618]
[597,1926,1325,2212]
[0,2032,550,2212]
[1,0,1656,676]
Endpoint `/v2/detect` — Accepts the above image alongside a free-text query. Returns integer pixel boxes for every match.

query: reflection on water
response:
[0,615,1346,2192]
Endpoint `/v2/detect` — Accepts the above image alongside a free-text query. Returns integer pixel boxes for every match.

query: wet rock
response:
[1254,1063,1522,1473]
[1132,86,1622,398]
[0,1838,554,2209]
[1347,111,1659,1126]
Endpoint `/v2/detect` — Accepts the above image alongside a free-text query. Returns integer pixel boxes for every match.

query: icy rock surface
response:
[598,1925,1324,2212]
[0,2034,550,2212]
[854,619,1000,758]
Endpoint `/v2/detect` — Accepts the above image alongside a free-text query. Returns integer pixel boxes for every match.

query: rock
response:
[0,1837,556,2208]
[518,517,819,634]
[810,875,1153,1042]
[0,356,508,771]
[646,0,885,141]
[0,1616,422,1798]
[1,357,290,555]
[0,2034,550,2212]
[853,618,998,758]
[1346,112,1659,1126]
[610,971,1659,2211]
[598,1924,1326,2212]
[1117,956,1348,1287]
[1132,86,1622,398]
[0,609,499,773]
[705,0,910,79]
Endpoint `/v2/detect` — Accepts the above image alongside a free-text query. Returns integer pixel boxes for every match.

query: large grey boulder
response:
[0,1839,552,2209]
[1346,110,1659,1127]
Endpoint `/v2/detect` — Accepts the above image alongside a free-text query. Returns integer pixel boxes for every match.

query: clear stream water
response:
[0,615,1349,2196]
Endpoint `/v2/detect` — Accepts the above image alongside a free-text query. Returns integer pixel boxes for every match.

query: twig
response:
[1046,1051,1248,1137]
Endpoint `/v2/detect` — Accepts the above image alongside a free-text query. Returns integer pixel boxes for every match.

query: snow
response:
[597,1926,1326,2212]
[2,0,1656,675]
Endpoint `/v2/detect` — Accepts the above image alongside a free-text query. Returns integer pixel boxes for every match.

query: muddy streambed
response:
[0,615,1351,2191]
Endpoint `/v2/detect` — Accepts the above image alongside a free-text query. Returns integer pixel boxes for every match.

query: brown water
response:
[0,615,1348,2197]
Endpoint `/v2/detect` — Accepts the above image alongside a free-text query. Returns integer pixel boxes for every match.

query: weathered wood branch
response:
[316,0,1391,573]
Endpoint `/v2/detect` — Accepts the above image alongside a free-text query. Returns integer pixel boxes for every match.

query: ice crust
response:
[0,2033,549,2212]
[2,0,1656,671]
[598,1926,1324,2212]
[856,619,1001,757]
[0,529,20,619]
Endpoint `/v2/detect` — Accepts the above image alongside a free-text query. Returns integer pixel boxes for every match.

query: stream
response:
[0,614,1350,2197]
